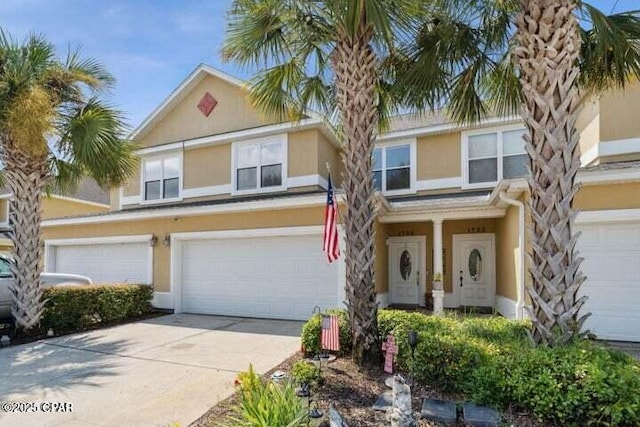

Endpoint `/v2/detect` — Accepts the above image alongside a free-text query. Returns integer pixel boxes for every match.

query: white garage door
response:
[49,240,150,284]
[577,220,640,342]
[179,233,341,320]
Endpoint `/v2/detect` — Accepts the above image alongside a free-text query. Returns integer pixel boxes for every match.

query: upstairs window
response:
[464,127,527,187]
[144,156,180,201]
[373,143,412,193]
[234,138,285,192]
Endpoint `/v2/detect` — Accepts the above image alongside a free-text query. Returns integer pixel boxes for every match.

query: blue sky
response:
[1,0,636,129]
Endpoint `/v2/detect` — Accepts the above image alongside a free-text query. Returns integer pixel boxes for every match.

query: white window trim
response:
[461,124,527,190]
[373,138,417,196]
[231,134,288,196]
[140,150,184,205]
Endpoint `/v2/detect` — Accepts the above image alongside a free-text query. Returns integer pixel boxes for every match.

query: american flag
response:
[323,175,340,263]
[321,314,340,352]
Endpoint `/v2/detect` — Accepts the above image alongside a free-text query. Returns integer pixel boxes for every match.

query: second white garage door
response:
[577,218,640,342]
[177,230,341,320]
[46,237,152,284]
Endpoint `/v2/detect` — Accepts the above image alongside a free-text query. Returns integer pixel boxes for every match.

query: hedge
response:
[40,284,154,333]
[300,309,351,356]
[301,309,640,426]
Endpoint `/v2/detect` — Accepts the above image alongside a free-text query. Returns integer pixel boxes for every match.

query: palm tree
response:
[222,0,427,364]
[397,0,640,345]
[0,30,137,330]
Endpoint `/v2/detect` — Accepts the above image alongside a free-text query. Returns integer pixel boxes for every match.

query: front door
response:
[453,234,495,307]
[388,236,425,305]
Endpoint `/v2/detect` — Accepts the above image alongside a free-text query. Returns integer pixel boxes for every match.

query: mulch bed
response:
[191,352,549,427]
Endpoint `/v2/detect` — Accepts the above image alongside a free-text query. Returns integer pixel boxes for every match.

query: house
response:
[40,64,640,342]
[0,179,110,253]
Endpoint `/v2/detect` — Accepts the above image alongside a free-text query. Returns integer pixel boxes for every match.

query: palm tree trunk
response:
[331,31,380,365]
[2,144,48,330]
[515,0,589,345]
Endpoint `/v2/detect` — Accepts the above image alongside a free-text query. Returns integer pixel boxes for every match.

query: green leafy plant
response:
[300,309,351,356]
[228,365,307,427]
[291,360,320,386]
[40,284,153,333]
[302,309,640,425]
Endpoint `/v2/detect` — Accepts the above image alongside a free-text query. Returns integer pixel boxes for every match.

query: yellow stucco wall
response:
[41,197,110,219]
[375,221,388,294]
[317,132,343,186]
[288,130,318,178]
[417,132,461,181]
[574,183,640,211]
[141,75,278,147]
[576,98,600,159]
[123,168,141,197]
[183,144,231,189]
[495,204,520,301]
[43,206,328,292]
[599,80,640,142]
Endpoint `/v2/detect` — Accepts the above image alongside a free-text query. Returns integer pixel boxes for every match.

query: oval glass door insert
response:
[468,248,482,281]
[400,250,412,281]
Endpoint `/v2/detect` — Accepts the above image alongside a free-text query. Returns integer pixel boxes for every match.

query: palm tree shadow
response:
[0,334,129,399]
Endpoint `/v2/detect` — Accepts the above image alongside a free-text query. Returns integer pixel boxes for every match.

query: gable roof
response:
[130,64,248,141]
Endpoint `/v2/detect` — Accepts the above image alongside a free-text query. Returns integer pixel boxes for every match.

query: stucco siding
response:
[576,98,600,160]
[141,75,277,147]
[574,182,640,211]
[417,132,461,181]
[375,221,388,294]
[123,168,141,197]
[599,80,640,142]
[288,130,318,178]
[183,144,231,189]
[496,204,519,301]
[317,132,342,186]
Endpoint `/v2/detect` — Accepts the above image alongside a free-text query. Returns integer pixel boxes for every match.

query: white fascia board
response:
[378,115,522,142]
[45,234,153,246]
[42,194,328,227]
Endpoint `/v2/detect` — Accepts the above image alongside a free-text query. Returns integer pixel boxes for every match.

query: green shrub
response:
[291,360,320,386]
[41,284,153,333]
[300,309,351,356]
[228,365,307,427]
[301,308,640,425]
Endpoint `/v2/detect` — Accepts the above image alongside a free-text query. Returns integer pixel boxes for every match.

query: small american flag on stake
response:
[323,175,340,263]
[321,314,340,352]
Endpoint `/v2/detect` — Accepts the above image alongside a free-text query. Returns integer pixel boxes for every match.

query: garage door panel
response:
[52,241,149,284]
[577,221,640,342]
[180,233,340,321]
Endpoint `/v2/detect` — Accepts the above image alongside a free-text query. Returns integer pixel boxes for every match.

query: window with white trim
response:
[143,156,180,201]
[373,144,411,192]
[465,128,527,186]
[235,139,284,192]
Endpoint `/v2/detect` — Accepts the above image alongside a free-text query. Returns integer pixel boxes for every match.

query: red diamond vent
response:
[197,92,218,117]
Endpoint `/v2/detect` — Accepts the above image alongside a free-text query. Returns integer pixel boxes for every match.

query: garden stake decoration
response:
[382,335,398,374]
[408,330,418,386]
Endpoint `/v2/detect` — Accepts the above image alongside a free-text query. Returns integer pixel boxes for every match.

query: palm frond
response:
[55,98,138,188]
[579,4,640,93]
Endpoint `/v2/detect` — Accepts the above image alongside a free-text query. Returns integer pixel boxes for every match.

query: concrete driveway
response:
[0,314,303,427]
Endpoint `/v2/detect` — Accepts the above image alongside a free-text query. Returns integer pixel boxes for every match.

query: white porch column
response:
[433,218,444,278]
[432,217,445,315]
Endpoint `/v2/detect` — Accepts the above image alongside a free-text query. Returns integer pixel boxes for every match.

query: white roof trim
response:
[42,193,331,227]
[130,64,248,140]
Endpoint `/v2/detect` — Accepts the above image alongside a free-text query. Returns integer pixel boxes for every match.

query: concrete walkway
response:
[0,314,302,427]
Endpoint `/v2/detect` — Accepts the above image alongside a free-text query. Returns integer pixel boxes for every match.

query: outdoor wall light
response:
[149,235,158,247]
[162,235,171,247]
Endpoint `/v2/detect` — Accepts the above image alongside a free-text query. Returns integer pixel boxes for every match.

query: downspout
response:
[499,191,525,320]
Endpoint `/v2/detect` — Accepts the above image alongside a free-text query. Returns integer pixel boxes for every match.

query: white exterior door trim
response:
[388,235,426,306]
[452,233,496,307]
[44,234,154,285]
[170,225,346,314]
